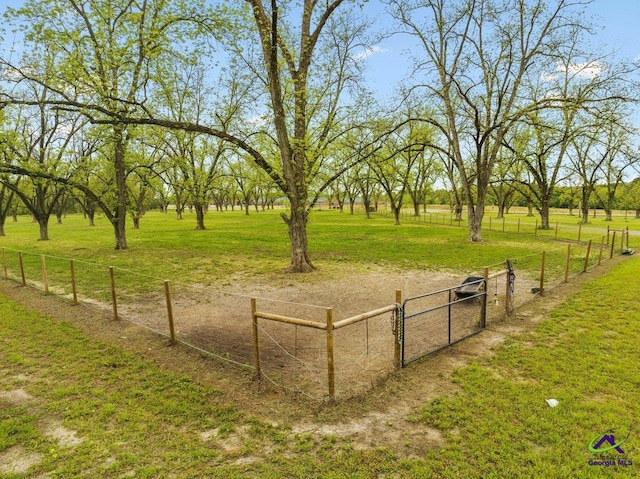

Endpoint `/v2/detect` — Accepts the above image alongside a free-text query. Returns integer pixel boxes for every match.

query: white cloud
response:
[565,61,603,79]
[542,61,604,82]
[353,45,388,62]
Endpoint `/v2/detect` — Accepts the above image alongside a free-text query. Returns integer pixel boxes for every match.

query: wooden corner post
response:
[164,280,176,344]
[394,289,402,369]
[251,298,261,381]
[583,240,592,272]
[41,255,48,294]
[564,244,571,283]
[539,251,546,296]
[70,260,78,305]
[109,266,118,320]
[326,308,335,401]
[610,231,616,259]
[19,252,26,286]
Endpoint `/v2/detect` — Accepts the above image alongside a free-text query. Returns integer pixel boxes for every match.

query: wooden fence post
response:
[578,223,582,242]
[539,251,546,296]
[626,227,630,249]
[41,255,49,294]
[326,308,335,401]
[1,248,7,279]
[555,221,559,239]
[517,218,521,234]
[609,231,616,259]
[564,244,571,283]
[535,219,538,236]
[583,239,592,272]
[19,252,26,286]
[502,217,505,233]
[109,266,118,321]
[598,236,605,265]
[70,260,78,305]
[489,217,492,231]
[164,280,176,344]
[251,298,261,380]
[394,289,402,369]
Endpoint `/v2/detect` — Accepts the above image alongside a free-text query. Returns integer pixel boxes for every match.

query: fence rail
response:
[0,226,633,401]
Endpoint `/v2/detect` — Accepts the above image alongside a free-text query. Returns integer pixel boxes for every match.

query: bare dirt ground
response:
[0,257,624,460]
[109,264,539,400]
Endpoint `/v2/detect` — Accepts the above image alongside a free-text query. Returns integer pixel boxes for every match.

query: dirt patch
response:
[41,420,84,448]
[0,388,35,406]
[0,446,44,476]
[0,257,626,457]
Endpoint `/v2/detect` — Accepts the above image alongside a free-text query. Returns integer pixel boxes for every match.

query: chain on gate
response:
[390,304,402,346]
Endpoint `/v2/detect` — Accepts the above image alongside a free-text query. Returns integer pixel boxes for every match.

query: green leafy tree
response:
[1,0,211,248]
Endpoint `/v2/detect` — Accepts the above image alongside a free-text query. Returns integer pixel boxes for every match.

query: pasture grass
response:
[1,255,638,477]
[1,207,632,301]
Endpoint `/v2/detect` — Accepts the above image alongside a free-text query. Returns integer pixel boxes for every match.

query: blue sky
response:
[361,0,640,99]
[0,0,638,98]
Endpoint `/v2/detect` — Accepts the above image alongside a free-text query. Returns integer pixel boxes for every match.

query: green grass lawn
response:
[1,208,633,298]
[1,257,638,477]
[1,207,638,477]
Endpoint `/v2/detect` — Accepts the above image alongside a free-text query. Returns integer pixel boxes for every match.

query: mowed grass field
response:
[1,207,635,285]
[1,207,639,477]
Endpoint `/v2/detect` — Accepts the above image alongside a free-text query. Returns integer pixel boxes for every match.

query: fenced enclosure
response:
[0,226,633,400]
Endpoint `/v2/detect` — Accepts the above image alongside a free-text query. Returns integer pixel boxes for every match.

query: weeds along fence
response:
[0,228,632,401]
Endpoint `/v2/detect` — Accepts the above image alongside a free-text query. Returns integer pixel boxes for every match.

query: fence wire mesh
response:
[0,228,632,401]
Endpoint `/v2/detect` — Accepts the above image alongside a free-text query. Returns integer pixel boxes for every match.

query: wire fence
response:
[0,226,633,401]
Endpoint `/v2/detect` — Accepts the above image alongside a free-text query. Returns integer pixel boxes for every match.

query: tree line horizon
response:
[1,0,639,272]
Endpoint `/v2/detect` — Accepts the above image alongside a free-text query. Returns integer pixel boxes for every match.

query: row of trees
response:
[0,0,639,271]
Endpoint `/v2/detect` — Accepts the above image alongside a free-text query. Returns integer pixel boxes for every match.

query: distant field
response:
[2,207,634,284]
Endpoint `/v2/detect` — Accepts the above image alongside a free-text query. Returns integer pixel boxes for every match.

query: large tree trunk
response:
[37,217,49,241]
[113,126,128,250]
[392,205,401,225]
[467,203,484,242]
[87,209,95,227]
[282,203,314,273]
[580,191,590,224]
[363,197,371,219]
[194,203,206,230]
[538,199,551,230]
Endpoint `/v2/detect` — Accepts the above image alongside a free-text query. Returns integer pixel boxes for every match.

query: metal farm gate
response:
[400,278,487,366]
